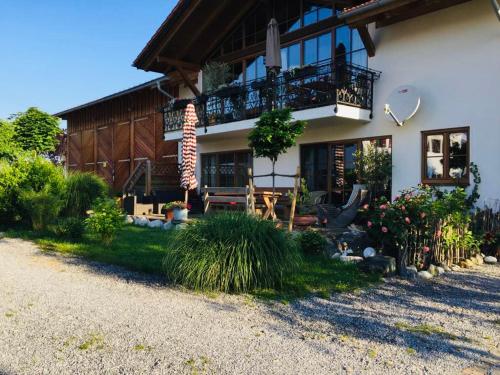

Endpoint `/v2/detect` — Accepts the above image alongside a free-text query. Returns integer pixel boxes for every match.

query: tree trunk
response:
[272,159,276,220]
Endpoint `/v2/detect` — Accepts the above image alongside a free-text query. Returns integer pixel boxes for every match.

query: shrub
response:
[64,172,109,217]
[297,230,328,256]
[0,155,64,225]
[52,217,85,240]
[163,212,302,293]
[20,189,63,230]
[85,198,124,245]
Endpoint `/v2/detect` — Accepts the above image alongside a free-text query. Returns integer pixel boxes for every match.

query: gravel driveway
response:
[0,237,499,375]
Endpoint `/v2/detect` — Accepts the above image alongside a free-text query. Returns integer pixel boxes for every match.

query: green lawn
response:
[4,225,380,300]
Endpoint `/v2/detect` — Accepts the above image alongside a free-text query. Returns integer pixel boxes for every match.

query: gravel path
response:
[0,237,499,375]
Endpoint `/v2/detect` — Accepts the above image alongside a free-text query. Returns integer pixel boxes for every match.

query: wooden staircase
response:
[123,160,180,196]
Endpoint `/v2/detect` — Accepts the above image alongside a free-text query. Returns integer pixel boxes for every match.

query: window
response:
[303,1,333,26]
[245,55,266,82]
[201,151,253,187]
[304,32,332,65]
[422,127,469,184]
[335,26,367,68]
[281,42,301,70]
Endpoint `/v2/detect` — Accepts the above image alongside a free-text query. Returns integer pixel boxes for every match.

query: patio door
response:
[330,142,358,205]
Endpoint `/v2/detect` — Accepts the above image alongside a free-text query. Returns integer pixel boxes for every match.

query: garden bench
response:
[202,186,252,214]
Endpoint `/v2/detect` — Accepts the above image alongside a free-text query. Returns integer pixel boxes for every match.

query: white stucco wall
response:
[193,0,500,205]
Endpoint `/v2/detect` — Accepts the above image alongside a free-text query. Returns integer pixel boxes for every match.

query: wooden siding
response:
[64,85,179,191]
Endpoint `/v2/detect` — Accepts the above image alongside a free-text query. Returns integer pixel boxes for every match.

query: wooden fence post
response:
[288,166,300,233]
[248,168,255,214]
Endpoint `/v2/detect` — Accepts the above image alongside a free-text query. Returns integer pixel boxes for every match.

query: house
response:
[59,0,500,207]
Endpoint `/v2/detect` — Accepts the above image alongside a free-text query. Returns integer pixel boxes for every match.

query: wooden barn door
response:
[81,129,95,173]
[68,132,82,171]
[134,116,155,162]
[114,121,131,191]
[96,125,113,186]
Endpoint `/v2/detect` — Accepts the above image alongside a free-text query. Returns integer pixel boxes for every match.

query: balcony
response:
[162,60,380,138]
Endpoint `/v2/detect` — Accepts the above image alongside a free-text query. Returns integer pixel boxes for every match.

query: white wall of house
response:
[192,0,499,205]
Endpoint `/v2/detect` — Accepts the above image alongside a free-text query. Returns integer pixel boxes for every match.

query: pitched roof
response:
[54,76,169,118]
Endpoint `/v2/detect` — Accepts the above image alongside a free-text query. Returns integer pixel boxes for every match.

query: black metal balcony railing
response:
[162,60,381,133]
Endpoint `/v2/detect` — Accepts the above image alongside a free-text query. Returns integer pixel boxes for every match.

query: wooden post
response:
[145,159,152,195]
[203,185,210,214]
[248,168,255,214]
[184,189,189,205]
[288,166,300,233]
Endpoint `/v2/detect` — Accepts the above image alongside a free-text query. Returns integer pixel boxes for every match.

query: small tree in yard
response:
[248,108,306,208]
[11,107,62,154]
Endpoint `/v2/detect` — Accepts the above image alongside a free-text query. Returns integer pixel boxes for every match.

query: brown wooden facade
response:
[59,81,179,192]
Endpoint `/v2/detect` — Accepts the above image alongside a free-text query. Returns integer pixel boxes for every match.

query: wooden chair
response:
[202,186,252,214]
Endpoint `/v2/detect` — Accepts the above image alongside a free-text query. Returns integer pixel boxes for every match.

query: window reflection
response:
[449,132,468,178]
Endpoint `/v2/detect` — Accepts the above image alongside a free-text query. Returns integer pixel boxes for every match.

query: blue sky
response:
[0,0,177,120]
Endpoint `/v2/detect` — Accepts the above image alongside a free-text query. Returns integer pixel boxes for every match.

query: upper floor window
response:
[304,32,332,65]
[335,26,367,67]
[422,127,470,185]
[303,1,333,26]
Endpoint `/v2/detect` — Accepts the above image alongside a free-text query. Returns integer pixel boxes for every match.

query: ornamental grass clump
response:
[163,212,302,293]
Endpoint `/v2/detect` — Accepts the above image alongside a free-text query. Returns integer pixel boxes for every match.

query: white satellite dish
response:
[384,85,421,127]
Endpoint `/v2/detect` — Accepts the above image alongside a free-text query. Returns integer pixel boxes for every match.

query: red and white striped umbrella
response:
[180,103,198,193]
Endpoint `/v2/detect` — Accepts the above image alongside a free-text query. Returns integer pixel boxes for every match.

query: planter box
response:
[173,208,188,221]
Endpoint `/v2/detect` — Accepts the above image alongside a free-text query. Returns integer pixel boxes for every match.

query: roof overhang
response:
[133,0,261,74]
[54,76,170,119]
[339,0,472,28]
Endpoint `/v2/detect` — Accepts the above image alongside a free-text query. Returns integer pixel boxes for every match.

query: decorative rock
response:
[133,217,149,227]
[450,264,461,271]
[475,254,484,265]
[465,259,475,268]
[148,220,164,229]
[163,221,173,231]
[484,256,498,264]
[437,266,445,275]
[443,265,451,272]
[459,260,469,269]
[125,215,134,224]
[363,247,376,258]
[406,265,418,273]
[428,264,439,276]
[340,255,364,264]
[404,265,418,279]
[331,253,341,259]
[335,230,373,255]
[418,271,433,280]
[358,256,397,277]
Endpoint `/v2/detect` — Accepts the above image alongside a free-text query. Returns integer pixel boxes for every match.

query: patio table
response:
[254,191,282,220]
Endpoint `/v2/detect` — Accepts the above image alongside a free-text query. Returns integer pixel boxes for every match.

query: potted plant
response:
[201,61,232,93]
[163,201,190,221]
[162,202,175,221]
[289,179,318,226]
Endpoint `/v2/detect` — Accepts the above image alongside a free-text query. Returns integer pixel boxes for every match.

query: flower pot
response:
[173,208,188,221]
[293,214,317,226]
[164,209,174,221]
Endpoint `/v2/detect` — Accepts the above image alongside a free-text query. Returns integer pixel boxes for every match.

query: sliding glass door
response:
[301,137,391,205]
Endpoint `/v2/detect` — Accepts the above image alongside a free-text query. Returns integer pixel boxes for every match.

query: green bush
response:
[52,217,85,240]
[163,212,302,293]
[297,230,328,256]
[64,172,109,217]
[0,155,64,225]
[20,189,63,230]
[85,198,124,245]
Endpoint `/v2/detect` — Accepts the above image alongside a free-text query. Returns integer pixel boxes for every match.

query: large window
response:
[304,32,332,65]
[301,136,392,205]
[335,26,367,67]
[201,151,253,187]
[422,127,469,185]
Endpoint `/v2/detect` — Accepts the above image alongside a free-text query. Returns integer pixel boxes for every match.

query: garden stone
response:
[163,221,173,231]
[148,220,163,229]
[363,247,376,258]
[340,255,364,264]
[450,264,461,271]
[437,266,445,275]
[484,256,498,264]
[459,260,469,269]
[0,232,4,239]
[418,271,433,280]
[133,217,149,227]
[475,254,483,265]
[358,256,396,277]
[428,264,439,276]
[443,265,451,272]
[331,253,341,259]
[125,215,134,224]
[465,259,475,268]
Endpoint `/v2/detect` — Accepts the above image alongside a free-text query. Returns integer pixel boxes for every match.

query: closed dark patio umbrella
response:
[265,18,282,73]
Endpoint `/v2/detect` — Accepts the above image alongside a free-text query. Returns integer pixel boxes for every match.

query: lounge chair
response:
[317,185,368,228]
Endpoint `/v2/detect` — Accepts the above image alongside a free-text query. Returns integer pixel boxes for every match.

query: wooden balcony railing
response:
[162,60,381,133]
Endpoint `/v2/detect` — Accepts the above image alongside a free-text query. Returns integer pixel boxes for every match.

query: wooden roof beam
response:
[157,57,200,72]
[176,65,201,97]
[356,25,375,57]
